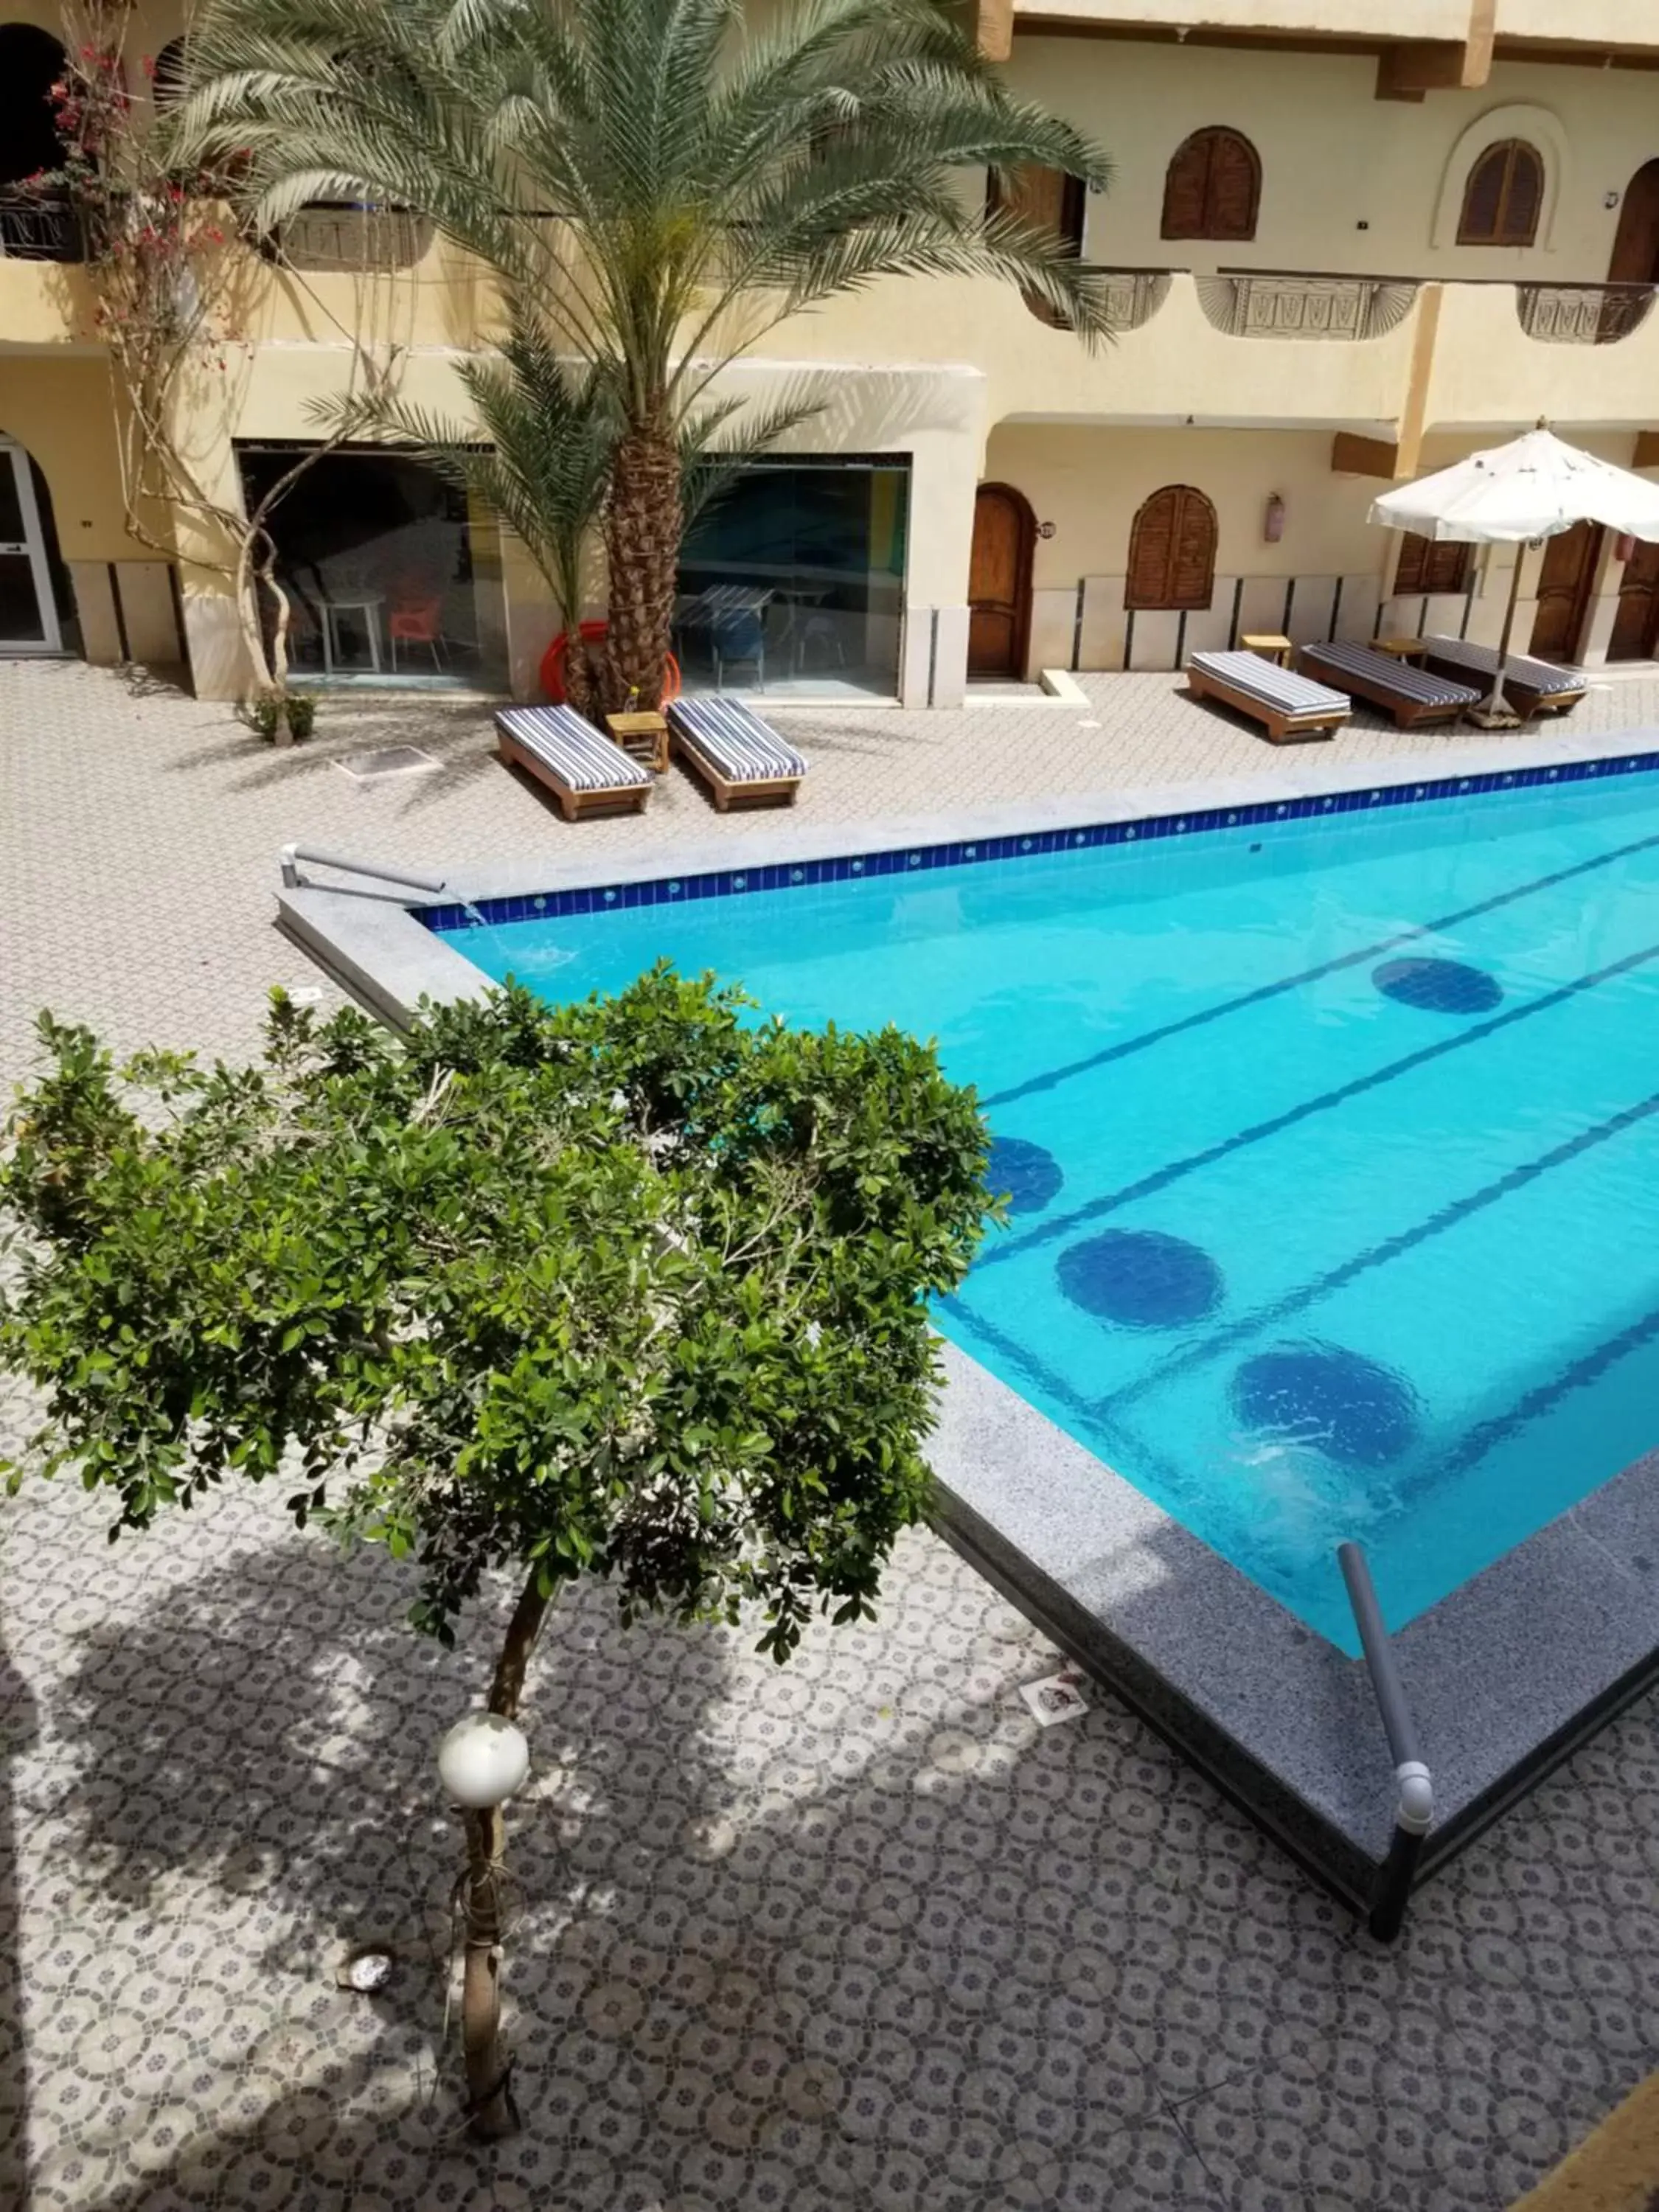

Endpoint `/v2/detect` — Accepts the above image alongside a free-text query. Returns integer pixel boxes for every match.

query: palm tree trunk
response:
[602,420,682,714]
[563,631,598,722]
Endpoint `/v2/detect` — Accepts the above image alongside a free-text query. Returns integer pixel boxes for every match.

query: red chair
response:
[388,594,448,672]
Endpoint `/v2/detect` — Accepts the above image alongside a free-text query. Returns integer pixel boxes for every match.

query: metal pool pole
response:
[279,844,448,894]
[1337,1540,1433,1944]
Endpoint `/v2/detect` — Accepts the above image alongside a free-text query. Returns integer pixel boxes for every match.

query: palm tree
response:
[181,0,1113,712]
[316,330,819,716]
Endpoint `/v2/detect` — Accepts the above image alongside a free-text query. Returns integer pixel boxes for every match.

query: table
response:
[321,593,385,675]
[605,709,670,774]
[681,584,775,625]
[1374,636,1428,660]
[1239,632,1293,667]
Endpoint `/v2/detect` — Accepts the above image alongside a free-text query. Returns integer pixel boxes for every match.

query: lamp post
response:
[438,1713,531,2138]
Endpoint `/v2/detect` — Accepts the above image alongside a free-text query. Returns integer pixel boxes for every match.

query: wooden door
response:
[1609,161,1659,282]
[1529,521,1602,663]
[1602,161,1659,338]
[1609,538,1659,661]
[967,484,1034,678]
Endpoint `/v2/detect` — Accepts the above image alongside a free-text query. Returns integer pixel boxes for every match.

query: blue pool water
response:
[431,773,1659,1649]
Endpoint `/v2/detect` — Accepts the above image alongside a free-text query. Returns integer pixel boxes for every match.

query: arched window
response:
[1458,139,1543,248]
[1161,128,1260,243]
[1127,485,1217,611]
[1394,533,1472,597]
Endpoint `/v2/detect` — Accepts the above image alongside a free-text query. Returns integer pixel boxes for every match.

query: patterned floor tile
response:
[3,662,1659,2211]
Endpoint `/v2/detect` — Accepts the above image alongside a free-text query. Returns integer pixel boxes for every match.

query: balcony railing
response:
[1091,265,1173,333]
[262,203,434,274]
[1197,269,1419,342]
[1019,263,1173,333]
[1515,281,1656,347]
[0,195,86,264]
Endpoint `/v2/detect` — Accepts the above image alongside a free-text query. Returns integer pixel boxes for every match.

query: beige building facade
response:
[4,0,1659,706]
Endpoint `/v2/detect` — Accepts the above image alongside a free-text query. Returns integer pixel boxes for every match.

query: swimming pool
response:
[427,769,1659,1653]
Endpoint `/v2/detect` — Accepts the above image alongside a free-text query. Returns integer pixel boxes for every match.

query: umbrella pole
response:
[1471,544,1526,730]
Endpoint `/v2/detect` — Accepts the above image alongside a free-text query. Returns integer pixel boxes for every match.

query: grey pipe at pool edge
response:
[279,844,448,894]
[1338,1540,1433,1944]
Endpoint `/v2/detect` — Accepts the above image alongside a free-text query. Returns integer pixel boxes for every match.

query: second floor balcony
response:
[0,195,86,265]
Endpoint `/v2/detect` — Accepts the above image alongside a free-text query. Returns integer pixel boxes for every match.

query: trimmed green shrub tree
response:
[1,972,992,2135]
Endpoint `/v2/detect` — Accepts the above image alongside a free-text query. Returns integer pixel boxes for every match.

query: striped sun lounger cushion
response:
[1189,650,1349,715]
[669,696,807,782]
[1301,641,1480,708]
[1419,636,1584,693]
[497,706,650,792]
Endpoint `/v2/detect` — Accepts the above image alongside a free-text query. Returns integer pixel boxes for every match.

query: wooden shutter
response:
[1395,532,1470,596]
[995,164,1085,254]
[1499,144,1543,247]
[1127,485,1215,611]
[1162,128,1259,242]
[1459,141,1544,247]
[1161,134,1213,240]
[1170,492,1216,607]
[1207,131,1260,242]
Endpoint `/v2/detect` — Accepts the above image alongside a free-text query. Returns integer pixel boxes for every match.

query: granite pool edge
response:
[928,1338,1659,1908]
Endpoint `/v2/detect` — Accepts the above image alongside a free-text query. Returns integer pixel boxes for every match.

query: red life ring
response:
[540,620,681,707]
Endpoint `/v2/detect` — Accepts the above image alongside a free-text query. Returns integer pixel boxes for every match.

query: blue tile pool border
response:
[416,748,1659,936]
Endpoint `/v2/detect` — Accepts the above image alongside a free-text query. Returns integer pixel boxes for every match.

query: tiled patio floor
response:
[2,659,1658,2212]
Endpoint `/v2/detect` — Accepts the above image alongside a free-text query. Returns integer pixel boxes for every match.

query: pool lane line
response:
[981,818,1659,1113]
[1094,1085,1659,1420]
[1437,1299,1659,1484]
[975,932,1659,1277]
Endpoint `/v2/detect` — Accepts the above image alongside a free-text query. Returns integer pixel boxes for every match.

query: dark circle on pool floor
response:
[1372,956,1503,1015]
[1231,1343,1420,1468]
[1057,1230,1223,1329]
[988,1135,1064,1214]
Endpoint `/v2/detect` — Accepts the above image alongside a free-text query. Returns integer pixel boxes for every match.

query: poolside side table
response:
[605,709,670,773]
[1239,632,1293,667]
[1374,636,1428,660]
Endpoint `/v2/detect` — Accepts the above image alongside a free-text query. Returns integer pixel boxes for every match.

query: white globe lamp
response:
[437,1711,531,1809]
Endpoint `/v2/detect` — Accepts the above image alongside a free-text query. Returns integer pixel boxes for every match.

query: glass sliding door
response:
[0,439,62,654]
[235,444,509,691]
[675,456,909,700]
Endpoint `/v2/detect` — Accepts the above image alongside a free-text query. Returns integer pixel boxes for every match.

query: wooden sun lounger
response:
[495,705,653,822]
[1418,635,1587,718]
[1298,641,1481,729]
[667,695,808,810]
[1186,649,1349,744]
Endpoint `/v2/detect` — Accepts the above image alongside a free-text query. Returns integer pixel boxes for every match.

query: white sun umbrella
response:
[1370,422,1659,720]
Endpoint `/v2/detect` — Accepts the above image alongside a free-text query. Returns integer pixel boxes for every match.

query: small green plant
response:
[284,692,316,740]
[1,973,995,2137]
[247,692,283,740]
